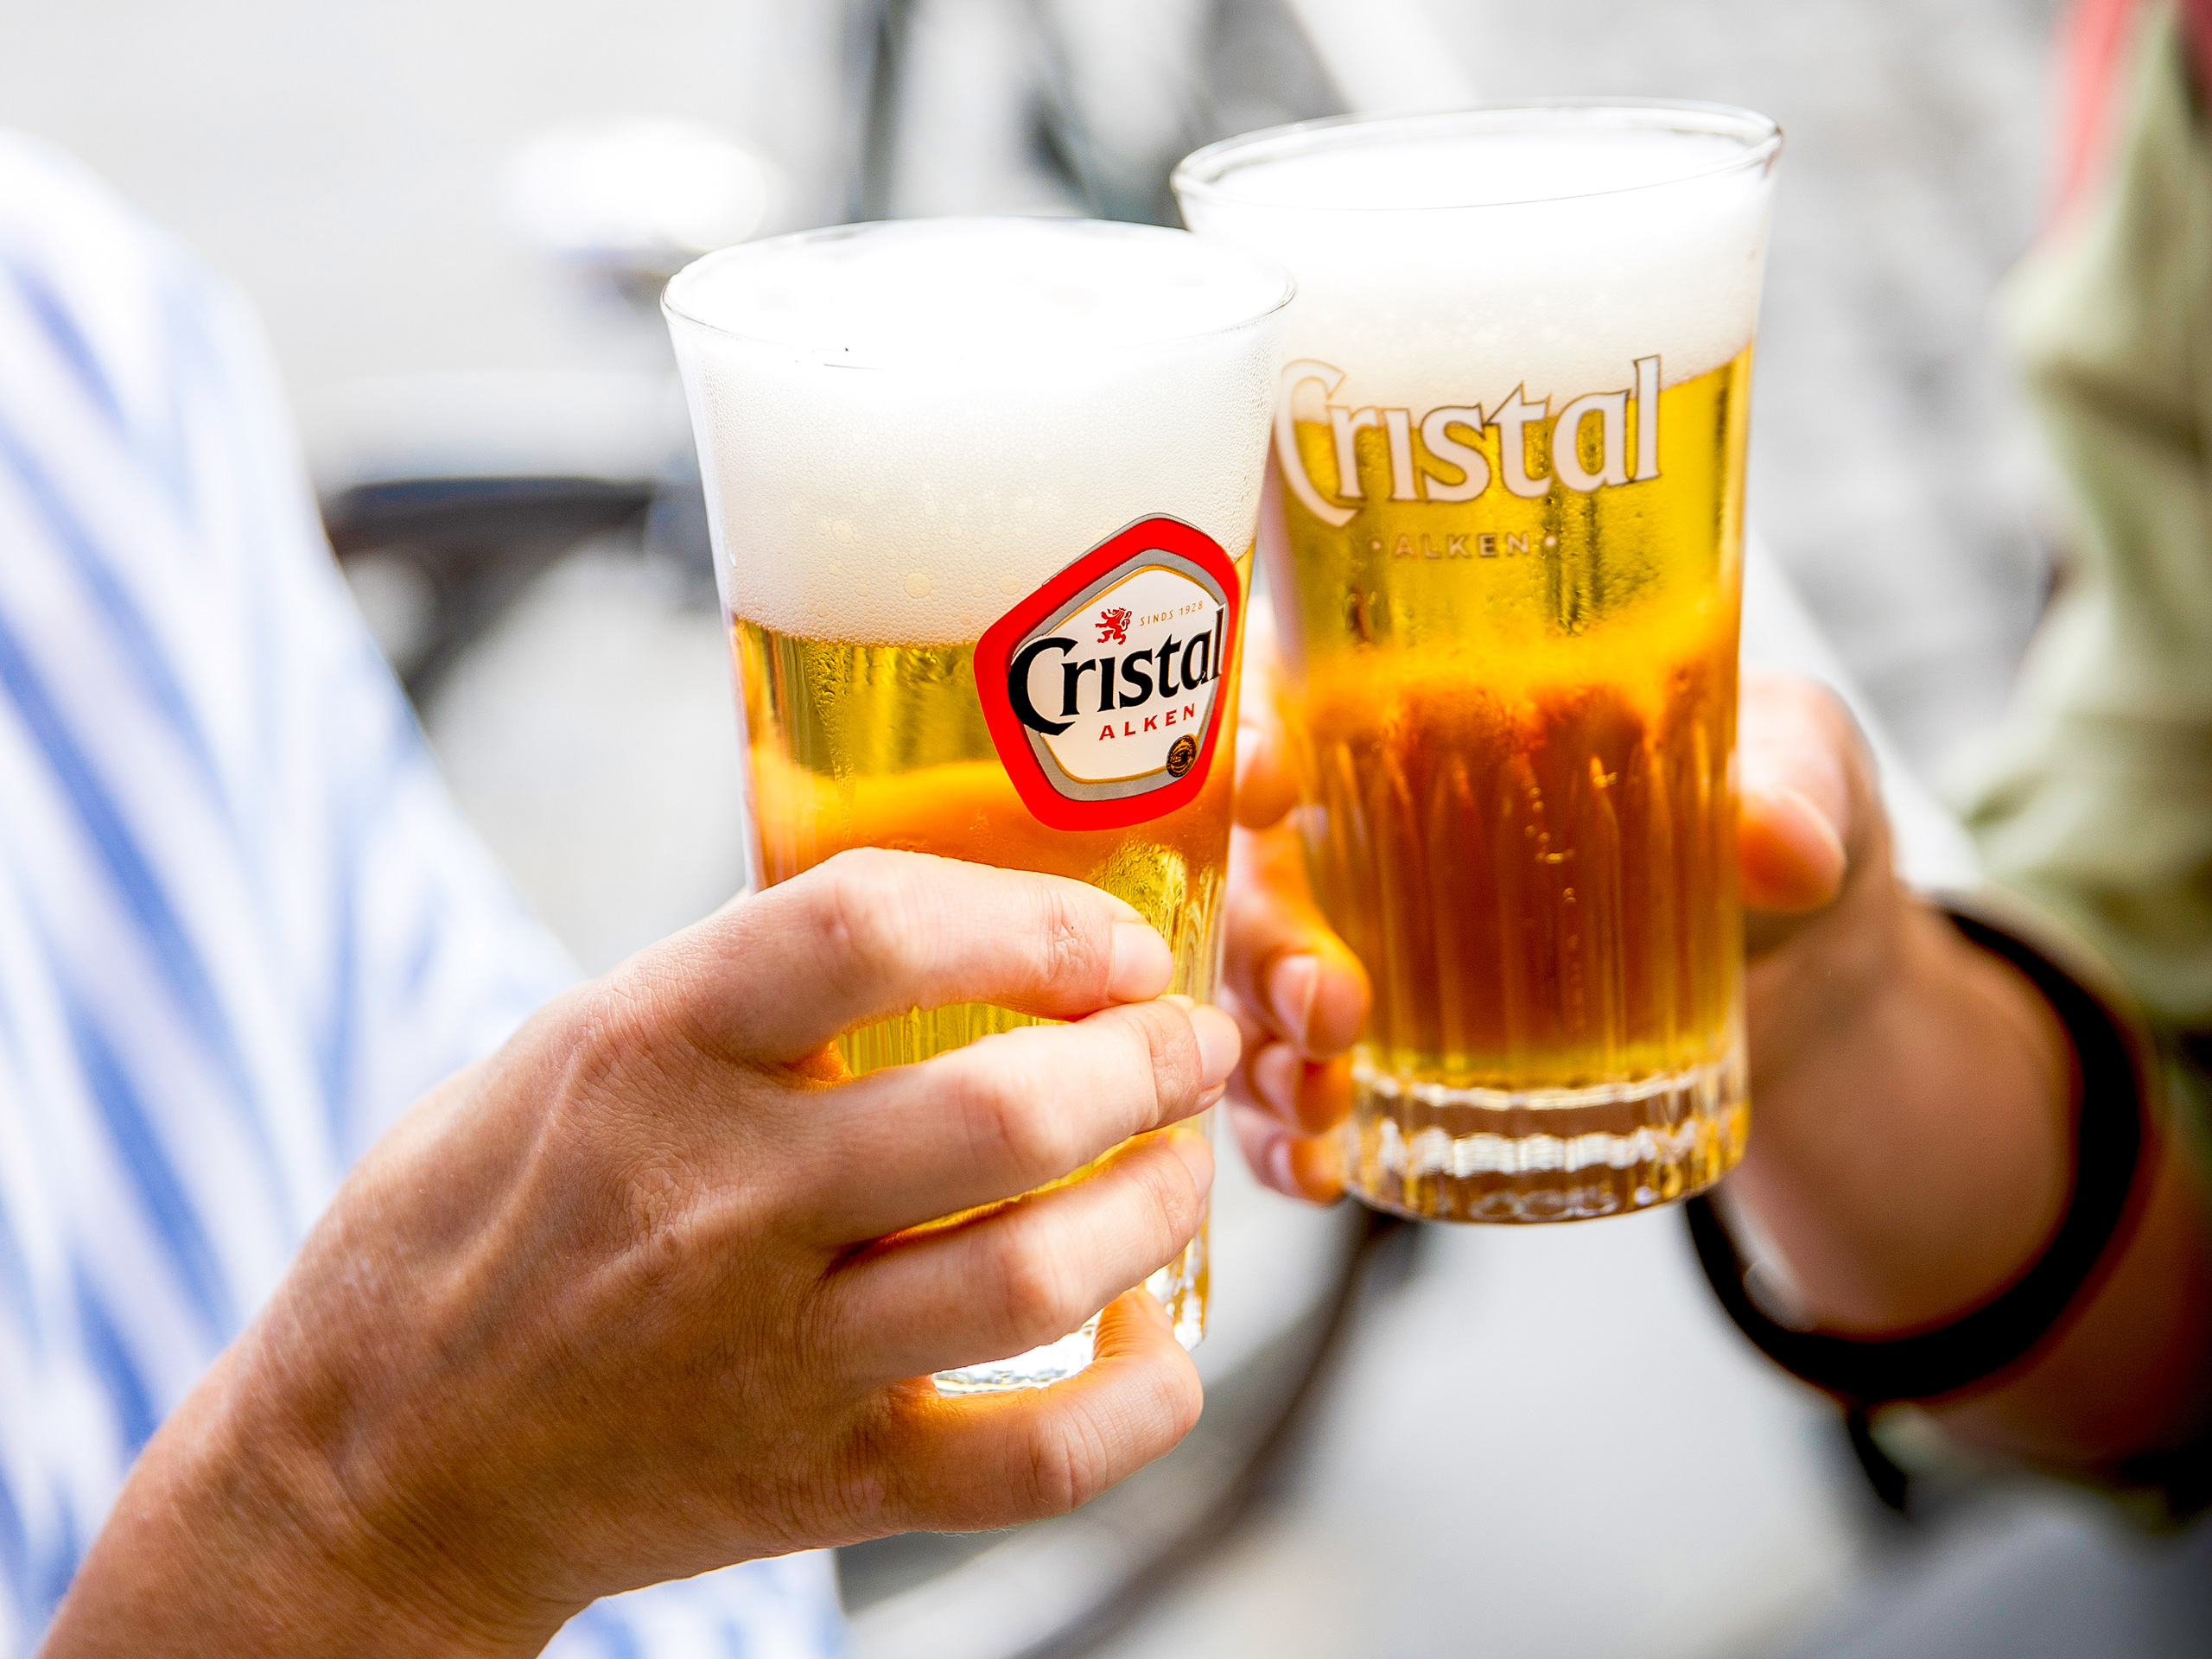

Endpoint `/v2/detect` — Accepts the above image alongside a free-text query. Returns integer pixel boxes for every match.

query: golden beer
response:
[666,218,1287,1386]
[735,612,1247,1068]
[1178,106,1779,1222]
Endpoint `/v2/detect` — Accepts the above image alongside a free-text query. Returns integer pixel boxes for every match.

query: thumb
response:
[1736,673,1873,921]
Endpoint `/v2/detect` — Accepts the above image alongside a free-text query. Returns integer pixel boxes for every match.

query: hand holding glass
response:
[667,219,1287,1385]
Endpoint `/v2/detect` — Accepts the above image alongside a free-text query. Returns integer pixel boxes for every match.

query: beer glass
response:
[664,219,1288,1389]
[1175,105,1780,1223]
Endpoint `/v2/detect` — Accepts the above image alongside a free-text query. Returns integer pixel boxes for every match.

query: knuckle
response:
[810,849,929,988]
[562,969,677,1097]
[607,1159,711,1298]
[1223,875,1274,942]
[559,943,765,1113]
[951,1045,1077,1183]
[988,1213,1086,1351]
[1129,1141,1205,1250]
[541,972,759,1246]
[1021,1409,1111,1517]
[1742,677,1871,801]
[834,1400,922,1538]
[1036,886,1107,990]
[1128,1001,1204,1117]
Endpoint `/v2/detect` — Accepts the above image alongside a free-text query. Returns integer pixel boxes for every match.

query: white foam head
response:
[665,218,1290,644]
[1174,106,1779,413]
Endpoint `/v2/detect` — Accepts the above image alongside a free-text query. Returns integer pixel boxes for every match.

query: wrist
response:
[46,1331,569,1657]
[1736,893,2075,1334]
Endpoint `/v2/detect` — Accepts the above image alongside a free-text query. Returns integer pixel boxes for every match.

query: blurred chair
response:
[321,119,782,699]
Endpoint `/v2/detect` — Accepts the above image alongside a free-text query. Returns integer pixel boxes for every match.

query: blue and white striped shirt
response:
[0,136,842,1657]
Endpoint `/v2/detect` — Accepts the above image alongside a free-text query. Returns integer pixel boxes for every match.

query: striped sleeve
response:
[0,133,842,1654]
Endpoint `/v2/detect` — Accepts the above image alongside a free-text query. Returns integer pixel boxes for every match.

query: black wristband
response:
[1688,903,2155,1407]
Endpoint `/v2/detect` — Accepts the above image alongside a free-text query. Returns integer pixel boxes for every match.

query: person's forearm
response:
[1945,1138,2212,1469]
[1736,893,2212,1466]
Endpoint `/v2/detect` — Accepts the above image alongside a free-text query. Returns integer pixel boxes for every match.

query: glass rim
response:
[661,215,1297,362]
[1172,99,1783,215]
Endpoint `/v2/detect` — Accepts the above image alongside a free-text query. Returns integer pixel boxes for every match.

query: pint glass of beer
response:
[1175,105,1779,1223]
[664,219,1288,1389]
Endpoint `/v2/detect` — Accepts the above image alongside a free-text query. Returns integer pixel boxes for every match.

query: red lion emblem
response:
[1095,606,1133,645]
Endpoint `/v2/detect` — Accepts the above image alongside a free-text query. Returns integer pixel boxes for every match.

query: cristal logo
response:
[976,517,1240,832]
[1276,354,1663,528]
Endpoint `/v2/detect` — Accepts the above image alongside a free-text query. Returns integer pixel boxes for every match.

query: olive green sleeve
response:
[1962,3,2212,1077]
[1948,4,2212,1518]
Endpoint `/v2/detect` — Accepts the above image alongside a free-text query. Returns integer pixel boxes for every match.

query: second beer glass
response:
[666,219,1288,1389]
[1176,105,1781,1224]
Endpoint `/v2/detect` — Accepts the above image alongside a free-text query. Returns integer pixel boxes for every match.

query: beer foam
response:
[1176,112,1777,412]
[665,219,1289,644]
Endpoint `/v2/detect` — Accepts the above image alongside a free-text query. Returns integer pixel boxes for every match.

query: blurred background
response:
[15,2,2190,1656]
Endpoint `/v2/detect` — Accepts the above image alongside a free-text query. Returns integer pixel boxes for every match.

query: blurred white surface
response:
[506,118,788,279]
[1096,1215,1862,1659]
[859,1205,1863,1659]
[0,2,849,402]
[426,543,748,974]
[1280,0,1478,112]
[310,371,690,496]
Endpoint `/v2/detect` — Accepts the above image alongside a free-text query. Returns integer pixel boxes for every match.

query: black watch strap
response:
[1688,901,2156,1407]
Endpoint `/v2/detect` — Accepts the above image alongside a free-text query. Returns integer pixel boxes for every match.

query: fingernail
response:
[1187,1003,1241,1087]
[1109,922,1173,1001]
[1770,785,1846,868]
[1166,1125,1216,1193]
[1746,782,1847,899]
[1099,892,1145,923]
[1289,1135,1344,1201]
[1265,1135,1297,1194]
[1196,1082,1228,1110]
[1252,1041,1299,1122]
[1267,953,1320,1046]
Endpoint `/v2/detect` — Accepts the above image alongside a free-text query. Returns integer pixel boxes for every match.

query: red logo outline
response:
[975,517,1242,832]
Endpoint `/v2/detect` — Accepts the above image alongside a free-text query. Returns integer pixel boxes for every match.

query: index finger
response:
[672,849,1175,1062]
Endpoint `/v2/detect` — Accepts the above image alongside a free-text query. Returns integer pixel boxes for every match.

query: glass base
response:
[1343,1049,1748,1224]
[933,1218,1208,1395]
